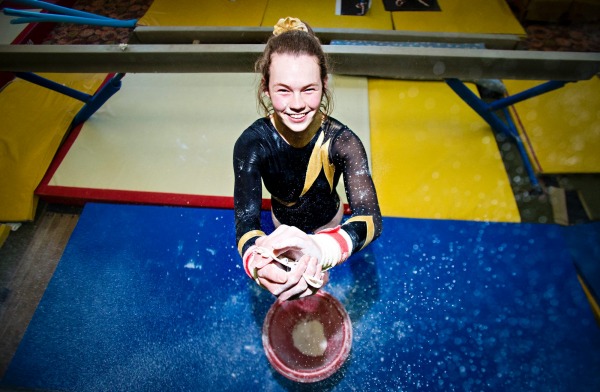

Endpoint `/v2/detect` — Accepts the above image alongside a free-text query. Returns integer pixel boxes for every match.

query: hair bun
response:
[273,17,308,36]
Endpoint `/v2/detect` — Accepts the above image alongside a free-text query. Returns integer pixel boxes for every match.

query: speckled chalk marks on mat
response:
[2,204,599,391]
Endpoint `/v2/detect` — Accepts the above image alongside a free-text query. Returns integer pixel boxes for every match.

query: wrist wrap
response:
[311,225,353,270]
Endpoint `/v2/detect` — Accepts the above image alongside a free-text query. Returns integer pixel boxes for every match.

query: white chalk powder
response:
[292,319,327,357]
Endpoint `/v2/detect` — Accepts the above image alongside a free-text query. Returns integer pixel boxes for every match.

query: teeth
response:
[289,113,306,119]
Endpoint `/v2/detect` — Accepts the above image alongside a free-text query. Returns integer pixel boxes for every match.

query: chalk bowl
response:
[262,291,352,383]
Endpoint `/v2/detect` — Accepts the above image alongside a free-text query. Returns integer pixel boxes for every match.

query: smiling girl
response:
[233,17,382,301]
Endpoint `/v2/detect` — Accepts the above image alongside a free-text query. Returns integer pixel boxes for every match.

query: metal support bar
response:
[15,72,92,102]
[502,106,540,190]
[72,73,124,126]
[13,72,123,127]
[445,78,542,191]
[1,44,598,81]
[487,80,567,111]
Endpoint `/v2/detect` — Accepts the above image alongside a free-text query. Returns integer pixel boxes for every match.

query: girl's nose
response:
[288,92,305,111]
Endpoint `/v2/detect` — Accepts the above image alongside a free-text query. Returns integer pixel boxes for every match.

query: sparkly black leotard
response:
[234,116,382,257]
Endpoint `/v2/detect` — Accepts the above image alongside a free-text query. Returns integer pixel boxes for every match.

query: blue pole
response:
[445,78,541,190]
[72,73,125,126]
[488,80,567,112]
[7,0,114,20]
[7,12,137,28]
[15,72,92,102]
[445,78,509,136]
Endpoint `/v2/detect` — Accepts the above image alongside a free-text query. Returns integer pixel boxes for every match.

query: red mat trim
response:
[36,185,246,209]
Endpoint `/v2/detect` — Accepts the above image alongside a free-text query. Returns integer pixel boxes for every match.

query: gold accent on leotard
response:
[344,215,374,250]
[301,131,335,197]
[272,196,296,207]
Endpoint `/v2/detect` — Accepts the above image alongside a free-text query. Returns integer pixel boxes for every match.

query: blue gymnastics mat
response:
[2,203,599,391]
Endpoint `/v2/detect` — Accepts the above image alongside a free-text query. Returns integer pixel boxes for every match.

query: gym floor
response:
[1,0,599,382]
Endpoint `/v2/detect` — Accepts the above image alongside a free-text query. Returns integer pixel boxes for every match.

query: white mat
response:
[47,73,371,204]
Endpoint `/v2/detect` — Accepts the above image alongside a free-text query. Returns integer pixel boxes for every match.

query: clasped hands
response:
[249,225,328,301]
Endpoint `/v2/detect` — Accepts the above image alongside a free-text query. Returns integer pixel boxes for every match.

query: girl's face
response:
[266,53,326,133]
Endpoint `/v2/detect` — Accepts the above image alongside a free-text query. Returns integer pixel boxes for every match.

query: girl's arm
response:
[334,128,383,253]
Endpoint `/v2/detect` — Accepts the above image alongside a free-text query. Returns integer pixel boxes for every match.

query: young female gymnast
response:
[233,17,382,301]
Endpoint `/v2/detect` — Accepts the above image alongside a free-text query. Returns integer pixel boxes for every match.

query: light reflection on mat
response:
[505,77,600,174]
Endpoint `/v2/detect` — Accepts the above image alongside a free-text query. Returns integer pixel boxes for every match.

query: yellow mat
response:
[0,73,106,221]
[46,73,371,205]
[137,0,268,27]
[262,0,393,30]
[391,0,525,36]
[140,0,394,30]
[369,79,520,222]
[136,0,522,34]
[505,77,600,174]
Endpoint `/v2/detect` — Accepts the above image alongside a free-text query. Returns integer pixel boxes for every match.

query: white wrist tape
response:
[311,226,353,270]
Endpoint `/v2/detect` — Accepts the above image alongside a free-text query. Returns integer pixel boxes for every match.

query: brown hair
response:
[255,21,333,116]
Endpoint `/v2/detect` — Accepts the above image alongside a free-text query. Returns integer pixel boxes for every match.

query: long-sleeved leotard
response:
[234,116,382,258]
